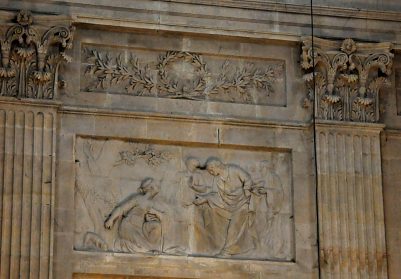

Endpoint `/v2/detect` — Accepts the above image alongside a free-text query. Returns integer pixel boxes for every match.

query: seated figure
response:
[104,178,164,254]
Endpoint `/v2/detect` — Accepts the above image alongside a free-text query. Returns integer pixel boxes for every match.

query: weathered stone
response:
[0,3,400,279]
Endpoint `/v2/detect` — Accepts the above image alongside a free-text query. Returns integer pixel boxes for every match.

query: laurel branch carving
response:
[115,145,173,167]
[0,10,74,99]
[83,47,283,104]
[301,37,393,123]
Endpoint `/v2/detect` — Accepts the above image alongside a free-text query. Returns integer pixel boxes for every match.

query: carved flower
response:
[16,47,35,59]
[32,71,51,83]
[341,38,357,55]
[0,67,16,78]
[322,94,341,104]
[16,10,33,26]
[355,97,373,106]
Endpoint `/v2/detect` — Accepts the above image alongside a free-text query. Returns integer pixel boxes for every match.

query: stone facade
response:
[0,2,400,279]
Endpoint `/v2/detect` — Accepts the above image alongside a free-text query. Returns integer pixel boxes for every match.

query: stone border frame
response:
[54,107,318,278]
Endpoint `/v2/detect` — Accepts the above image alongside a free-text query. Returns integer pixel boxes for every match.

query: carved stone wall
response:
[0,99,58,278]
[1,2,401,278]
[316,121,387,278]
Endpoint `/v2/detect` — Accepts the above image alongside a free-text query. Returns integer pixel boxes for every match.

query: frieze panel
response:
[80,45,285,106]
[74,137,294,261]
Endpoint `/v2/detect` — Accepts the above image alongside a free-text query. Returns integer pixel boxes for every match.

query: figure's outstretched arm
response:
[104,198,138,229]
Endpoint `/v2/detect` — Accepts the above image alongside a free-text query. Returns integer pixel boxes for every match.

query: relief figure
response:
[104,178,164,254]
[75,138,293,260]
[193,158,261,257]
[257,158,285,256]
[185,158,224,255]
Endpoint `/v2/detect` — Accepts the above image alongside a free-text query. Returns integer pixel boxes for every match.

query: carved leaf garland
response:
[83,47,283,105]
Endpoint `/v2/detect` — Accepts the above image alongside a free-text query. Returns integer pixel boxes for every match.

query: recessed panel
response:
[74,137,294,261]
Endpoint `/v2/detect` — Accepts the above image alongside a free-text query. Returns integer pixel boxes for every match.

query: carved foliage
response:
[301,37,393,122]
[115,144,173,167]
[0,10,74,99]
[83,47,283,105]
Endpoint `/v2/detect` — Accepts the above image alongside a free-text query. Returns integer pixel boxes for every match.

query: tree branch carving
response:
[83,47,283,105]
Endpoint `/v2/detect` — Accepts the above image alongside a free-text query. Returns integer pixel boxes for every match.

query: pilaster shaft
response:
[316,121,387,278]
[0,100,58,279]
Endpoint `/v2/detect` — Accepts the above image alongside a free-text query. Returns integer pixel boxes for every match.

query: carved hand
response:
[104,215,115,229]
[193,195,208,205]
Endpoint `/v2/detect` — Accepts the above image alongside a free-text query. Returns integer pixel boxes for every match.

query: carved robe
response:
[205,165,255,256]
[112,195,163,253]
[263,171,285,256]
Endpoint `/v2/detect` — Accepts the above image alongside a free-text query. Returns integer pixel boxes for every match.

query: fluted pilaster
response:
[0,99,58,279]
[316,121,387,278]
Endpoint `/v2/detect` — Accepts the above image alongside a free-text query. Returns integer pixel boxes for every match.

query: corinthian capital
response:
[301,37,393,123]
[0,10,74,99]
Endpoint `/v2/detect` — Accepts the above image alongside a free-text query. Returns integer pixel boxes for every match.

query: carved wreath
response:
[157,51,208,99]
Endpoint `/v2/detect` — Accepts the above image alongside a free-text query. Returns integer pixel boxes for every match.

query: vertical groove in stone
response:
[10,111,25,279]
[365,136,376,277]
[354,135,365,277]
[371,136,387,278]
[332,133,339,277]
[39,113,53,279]
[345,134,358,279]
[1,110,15,279]
[317,126,388,279]
[20,111,34,277]
[337,133,348,277]
[30,112,44,279]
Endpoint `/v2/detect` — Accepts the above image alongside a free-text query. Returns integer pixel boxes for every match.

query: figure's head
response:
[185,157,201,172]
[138,178,160,197]
[206,158,224,176]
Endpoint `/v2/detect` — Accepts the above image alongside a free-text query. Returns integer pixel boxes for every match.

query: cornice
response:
[3,1,401,48]
[60,105,311,130]
[163,0,401,23]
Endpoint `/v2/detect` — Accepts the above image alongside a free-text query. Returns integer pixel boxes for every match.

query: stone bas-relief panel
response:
[80,44,285,106]
[74,137,294,261]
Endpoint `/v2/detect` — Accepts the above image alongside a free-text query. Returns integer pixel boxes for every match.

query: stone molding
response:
[0,10,74,100]
[301,37,393,123]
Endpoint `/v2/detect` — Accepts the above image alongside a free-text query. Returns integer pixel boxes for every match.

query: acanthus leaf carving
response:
[0,10,74,99]
[301,37,393,123]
